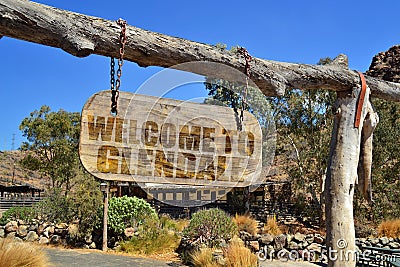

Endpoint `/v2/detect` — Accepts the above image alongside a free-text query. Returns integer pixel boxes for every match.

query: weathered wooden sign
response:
[79,90,262,187]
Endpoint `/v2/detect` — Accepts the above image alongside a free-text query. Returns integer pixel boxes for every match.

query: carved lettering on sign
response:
[79,91,262,187]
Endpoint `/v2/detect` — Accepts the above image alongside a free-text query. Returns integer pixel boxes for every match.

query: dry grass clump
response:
[223,237,258,267]
[190,247,215,267]
[263,214,282,235]
[378,219,400,238]
[190,237,258,267]
[232,214,258,236]
[0,238,49,267]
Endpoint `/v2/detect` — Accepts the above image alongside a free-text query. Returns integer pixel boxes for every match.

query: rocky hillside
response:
[367,44,400,82]
[0,150,49,189]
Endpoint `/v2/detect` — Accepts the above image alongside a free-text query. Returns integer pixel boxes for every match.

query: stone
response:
[274,234,287,250]
[37,223,48,234]
[314,235,324,244]
[389,242,400,249]
[17,225,28,237]
[43,229,49,238]
[50,235,61,245]
[277,248,290,261]
[367,237,379,246]
[28,224,38,232]
[380,237,389,245]
[89,242,97,249]
[5,221,18,233]
[47,225,55,235]
[259,233,274,245]
[25,231,39,242]
[249,240,259,251]
[288,241,299,250]
[306,235,314,243]
[84,234,92,245]
[307,243,321,254]
[124,227,135,238]
[0,228,5,238]
[56,223,68,229]
[294,232,306,243]
[38,236,49,245]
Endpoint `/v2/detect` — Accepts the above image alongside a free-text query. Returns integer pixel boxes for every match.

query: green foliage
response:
[119,216,180,255]
[33,175,102,239]
[354,99,400,223]
[183,208,237,247]
[108,196,158,235]
[0,206,35,225]
[34,188,74,223]
[19,105,81,193]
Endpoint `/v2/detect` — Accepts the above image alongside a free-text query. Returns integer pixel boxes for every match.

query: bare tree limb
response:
[1,0,400,101]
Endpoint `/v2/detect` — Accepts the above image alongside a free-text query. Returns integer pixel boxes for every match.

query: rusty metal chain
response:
[237,47,252,130]
[111,18,127,116]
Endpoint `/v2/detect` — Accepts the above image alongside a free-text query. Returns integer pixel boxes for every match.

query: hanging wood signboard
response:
[79,90,262,187]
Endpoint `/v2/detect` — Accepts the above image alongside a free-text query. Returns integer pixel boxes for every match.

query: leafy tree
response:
[204,58,335,225]
[19,105,80,193]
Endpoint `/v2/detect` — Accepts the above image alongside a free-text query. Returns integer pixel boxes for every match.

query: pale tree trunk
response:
[325,79,378,266]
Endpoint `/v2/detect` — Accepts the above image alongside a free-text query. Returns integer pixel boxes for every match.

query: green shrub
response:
[0,206,35,225]
[183,208,237,247]
[34,189,74,224]
[108,196,157,235]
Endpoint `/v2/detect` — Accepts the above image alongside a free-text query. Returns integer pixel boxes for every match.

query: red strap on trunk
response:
[355,71,367,128]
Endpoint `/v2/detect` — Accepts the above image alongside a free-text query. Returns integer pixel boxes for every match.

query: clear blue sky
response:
[1,0,399,150]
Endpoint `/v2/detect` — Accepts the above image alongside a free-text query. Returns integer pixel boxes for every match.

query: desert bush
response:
[34,188,74,223]
[0,238,49,267]
[233,214,258,236]
[223,237,258,267]
[108,196,158,235]
[263,214,282,235]
[0,206,35,225]
[183,208,237,248]
[378,219,400,238]
[119,215,180,255]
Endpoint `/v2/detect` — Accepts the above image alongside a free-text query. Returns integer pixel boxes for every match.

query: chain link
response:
[237,47,252,131]
[111,18,127,116]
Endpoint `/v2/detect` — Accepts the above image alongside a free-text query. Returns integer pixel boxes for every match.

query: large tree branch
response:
[1,0,400,101]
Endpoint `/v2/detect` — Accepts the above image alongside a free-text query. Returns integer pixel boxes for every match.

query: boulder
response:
[380,237,389,245]
[274,234,287,250]
[37,223,49,235]
[17,225,28,237]
[55,223,68,229]
[259,233,274,245]
[294,232,306,243]
[5,221,18,233]
[25,231,39,242]
[368,237,380,245]
[314,235,324,244]
[307,243,321,254]
[389,242,400,249]
[89,242,97,249]
[0,228,5,238]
